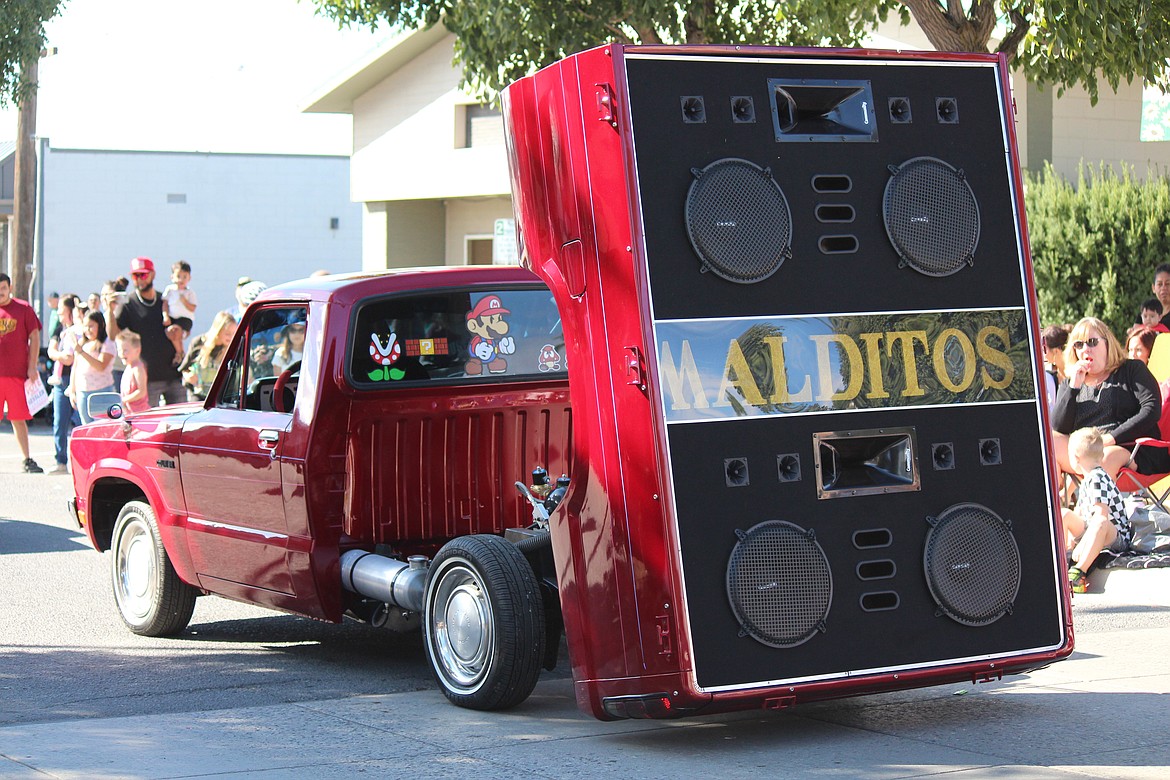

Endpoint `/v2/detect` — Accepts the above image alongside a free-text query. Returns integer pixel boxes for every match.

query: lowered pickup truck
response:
[72,44,1073,722]
[70,265,571,711]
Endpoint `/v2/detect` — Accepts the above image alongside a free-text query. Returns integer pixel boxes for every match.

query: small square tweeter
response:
[731,96,756,123]
[979,438,1002,466]
[777,453,801,482]
[936,97,959,124]
[725,457,749,487]
[932,442,955,471]
[681,96,707,124]
[888,97,912,124]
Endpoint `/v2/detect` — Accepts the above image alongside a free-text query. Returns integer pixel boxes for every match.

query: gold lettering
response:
[763,335,813,403]
[659,340,709,410]
[858,332,889,399]
[810,334,864,402]
[885,331,929,397]
[715,339,766,407]
[932,328,977,392]
[977,326,1014,390]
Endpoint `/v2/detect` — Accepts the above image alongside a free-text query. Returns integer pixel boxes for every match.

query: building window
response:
[466,236,494,265]
[456,104,503,148]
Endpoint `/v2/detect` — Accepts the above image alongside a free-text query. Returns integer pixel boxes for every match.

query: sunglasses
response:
[1072,337,1101,351]
[131,272,150,278]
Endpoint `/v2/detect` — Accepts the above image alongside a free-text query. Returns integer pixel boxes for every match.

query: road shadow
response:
[0,516,90,555]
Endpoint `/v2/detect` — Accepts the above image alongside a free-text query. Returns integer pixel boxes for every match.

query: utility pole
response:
[11,54,38,300]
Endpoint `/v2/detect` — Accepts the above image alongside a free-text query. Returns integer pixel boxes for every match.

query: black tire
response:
[110,500,197,637]
[423,534,546,710]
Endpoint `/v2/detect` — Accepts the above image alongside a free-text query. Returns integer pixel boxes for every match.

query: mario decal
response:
[465,295,515,375]
[368,331,406,381]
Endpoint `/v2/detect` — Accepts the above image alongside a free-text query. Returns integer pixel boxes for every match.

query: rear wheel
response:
[423,535,545,710]
[110,500,197,636]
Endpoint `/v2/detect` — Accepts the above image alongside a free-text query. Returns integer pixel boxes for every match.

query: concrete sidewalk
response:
[1,624,1167,779]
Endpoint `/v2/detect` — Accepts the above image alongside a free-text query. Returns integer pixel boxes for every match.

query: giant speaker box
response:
[505,45,1069,715]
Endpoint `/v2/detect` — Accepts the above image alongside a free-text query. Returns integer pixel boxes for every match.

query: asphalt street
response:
[2,422,1170,779]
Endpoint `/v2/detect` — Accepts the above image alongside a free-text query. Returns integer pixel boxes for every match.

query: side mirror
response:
[86,391,124,421]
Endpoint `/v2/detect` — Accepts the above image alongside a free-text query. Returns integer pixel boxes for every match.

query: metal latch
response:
[596,83,617,128]
[763,695,797,710]
[655,614,673,658]
[625,345,647,392]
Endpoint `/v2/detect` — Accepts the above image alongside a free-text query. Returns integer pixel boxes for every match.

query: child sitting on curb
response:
[1063,427,1133,592]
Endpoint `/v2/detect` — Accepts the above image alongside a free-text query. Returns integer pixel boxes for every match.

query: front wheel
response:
[423,535,545,710]
[110,500,197,636]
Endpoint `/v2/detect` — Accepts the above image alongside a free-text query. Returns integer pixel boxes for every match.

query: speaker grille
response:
[883,157,980,277]
[686,158,793,283]
[923,503,1020,626]
[726,520,832,647]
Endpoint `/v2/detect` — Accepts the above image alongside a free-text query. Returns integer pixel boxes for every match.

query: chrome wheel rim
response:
[115,517,155,622]
[429,562,493,692]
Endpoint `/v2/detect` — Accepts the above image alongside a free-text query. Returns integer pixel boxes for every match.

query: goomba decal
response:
[368,331,405,381]
[538,343,562,372]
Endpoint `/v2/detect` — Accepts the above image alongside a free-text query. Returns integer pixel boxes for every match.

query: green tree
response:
[0,0,65,106]
[309,0,1170,101]
[1025,163,1170,336]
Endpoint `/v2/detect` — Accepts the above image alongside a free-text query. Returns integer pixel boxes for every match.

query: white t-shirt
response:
[163,285,198,322]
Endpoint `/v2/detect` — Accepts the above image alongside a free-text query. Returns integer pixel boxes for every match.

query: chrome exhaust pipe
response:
[339,550,428,614]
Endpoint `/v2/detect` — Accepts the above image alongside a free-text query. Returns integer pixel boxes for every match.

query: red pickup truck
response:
[69,266,572,711]
[72,44,1073,722]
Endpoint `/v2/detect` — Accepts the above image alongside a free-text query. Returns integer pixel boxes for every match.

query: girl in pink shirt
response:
[70,311,117,424]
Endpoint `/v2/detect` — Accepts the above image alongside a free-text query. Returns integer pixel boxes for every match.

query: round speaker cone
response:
[685,158,793,283]
[883,156,980,277]
[726,520,832,648]
[923,503,1020,626]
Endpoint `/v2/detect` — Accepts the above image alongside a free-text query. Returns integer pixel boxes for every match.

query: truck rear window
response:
[349,287,567,388]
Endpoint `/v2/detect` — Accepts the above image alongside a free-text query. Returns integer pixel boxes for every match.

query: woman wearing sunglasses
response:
[1051,317,1170,480]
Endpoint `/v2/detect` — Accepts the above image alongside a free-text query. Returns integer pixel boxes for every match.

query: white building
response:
[305,24,1170,273]
[2,143,362,330]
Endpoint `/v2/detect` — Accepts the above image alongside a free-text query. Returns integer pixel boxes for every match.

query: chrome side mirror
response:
[86,391,124,421]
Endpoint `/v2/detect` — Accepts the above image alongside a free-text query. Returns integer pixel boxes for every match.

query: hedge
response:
[1025,162,1170,336]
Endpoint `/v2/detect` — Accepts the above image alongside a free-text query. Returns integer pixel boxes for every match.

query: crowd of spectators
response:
[1045,262,1170,590]
[1,256,323,473]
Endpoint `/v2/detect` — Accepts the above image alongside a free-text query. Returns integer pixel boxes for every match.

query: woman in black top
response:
[1051,317,1170,478]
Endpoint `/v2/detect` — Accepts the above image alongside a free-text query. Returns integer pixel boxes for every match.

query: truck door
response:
[178,305,307,600]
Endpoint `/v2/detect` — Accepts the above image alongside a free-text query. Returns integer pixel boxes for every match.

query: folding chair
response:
[1115,378,1170,513]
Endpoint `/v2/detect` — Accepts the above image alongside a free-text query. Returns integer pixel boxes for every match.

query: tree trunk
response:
[899,0,996,53]
[12,55,38,302]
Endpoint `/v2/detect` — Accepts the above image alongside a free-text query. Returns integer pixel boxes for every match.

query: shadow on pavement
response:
[0,516,90,555]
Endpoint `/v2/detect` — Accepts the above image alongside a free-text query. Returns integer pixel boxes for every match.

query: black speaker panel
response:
[668,402,1061,691]
[624,56,1024,321]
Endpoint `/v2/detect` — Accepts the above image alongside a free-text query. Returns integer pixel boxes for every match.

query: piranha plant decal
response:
[368,331,405,381]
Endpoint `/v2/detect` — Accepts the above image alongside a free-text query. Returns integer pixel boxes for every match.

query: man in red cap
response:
[0,272,44,472]
[464,294,516,375]
[102,257,184,408]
